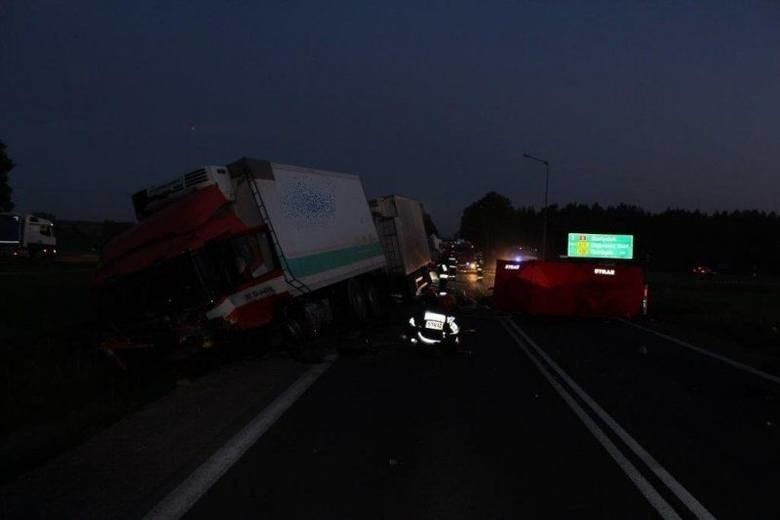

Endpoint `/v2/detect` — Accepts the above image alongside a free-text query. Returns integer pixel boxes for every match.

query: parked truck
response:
[370,195,432,295]
[0,213,57,259]
[93,158,387,352]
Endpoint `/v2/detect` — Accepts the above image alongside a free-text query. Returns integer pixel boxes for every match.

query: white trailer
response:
[370,195,432,293]
[228,158,387,295]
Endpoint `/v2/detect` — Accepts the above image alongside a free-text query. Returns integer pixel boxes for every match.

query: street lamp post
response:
[522,153,550,260]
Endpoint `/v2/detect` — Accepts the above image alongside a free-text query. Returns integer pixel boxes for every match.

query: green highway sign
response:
[567,233,634,260]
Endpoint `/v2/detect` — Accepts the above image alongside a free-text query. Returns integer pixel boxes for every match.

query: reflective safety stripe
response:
[424,311,447,322]
[417,331,440,344]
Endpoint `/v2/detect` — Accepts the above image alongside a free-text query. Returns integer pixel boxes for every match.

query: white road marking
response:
[501,317,716,520]
[619,319,780,386]
[498,319,681,519]
[0,269,93,275]
[143,354,337,520]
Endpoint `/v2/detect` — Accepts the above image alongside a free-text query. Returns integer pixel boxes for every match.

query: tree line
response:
[459,192,780,274]
[0,140,14,212]
[3,138,777,273]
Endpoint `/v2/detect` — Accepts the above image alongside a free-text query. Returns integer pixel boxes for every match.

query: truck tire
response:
[283,305,308,345]
[346,278,368,323]
[362,278,383,318]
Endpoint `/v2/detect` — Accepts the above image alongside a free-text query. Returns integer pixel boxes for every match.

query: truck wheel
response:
[362,278,383,318]
[346,278,368,323]
[283,306,307,345]
[302,304,322,338]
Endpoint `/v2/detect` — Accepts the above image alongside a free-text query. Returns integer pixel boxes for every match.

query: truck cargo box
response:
[370,195,431,277]
[94,157,389,354]
[493,259,646,318]
[229,158,386,293]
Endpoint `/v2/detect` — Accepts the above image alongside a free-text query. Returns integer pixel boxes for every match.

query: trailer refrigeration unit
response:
[370,195,432,295]
[93,158,387,352]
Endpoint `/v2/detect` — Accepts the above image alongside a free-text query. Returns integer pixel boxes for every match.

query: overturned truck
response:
[93,158,388,351]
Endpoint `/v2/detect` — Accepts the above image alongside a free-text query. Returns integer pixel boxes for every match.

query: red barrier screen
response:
[493,259,645,318]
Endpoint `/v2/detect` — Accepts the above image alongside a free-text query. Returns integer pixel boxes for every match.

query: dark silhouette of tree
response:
[423,212,439,237]
[459,191,780,274]
[0,140,15,212]
[459,192,515,252]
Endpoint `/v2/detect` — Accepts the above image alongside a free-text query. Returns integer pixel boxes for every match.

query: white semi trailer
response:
[370,195,432,294]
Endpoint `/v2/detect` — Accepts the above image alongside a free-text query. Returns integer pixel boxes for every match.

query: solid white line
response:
[619,319,780,385]
[498,319,681,520]
[502,318,716,520]
[0,269,93,275]
[143,354,337,520]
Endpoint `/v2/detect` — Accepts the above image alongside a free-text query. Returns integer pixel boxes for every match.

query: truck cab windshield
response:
[0,214,21,243]
[195,231,277,296]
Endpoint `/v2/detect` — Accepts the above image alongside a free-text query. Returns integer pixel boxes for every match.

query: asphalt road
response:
[510,315,780,519]
[177,277,780,519]
[183,314,657,519]
[6,274,780,519]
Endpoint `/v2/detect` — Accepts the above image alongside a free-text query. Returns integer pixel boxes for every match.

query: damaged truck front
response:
[93,159,387,355]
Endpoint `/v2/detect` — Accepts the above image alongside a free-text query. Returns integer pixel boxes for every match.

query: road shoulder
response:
[0,354,311,520]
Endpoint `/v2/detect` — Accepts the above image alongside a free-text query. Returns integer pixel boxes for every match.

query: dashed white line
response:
[144,354,337,520]
[501,317,716,520]
[619,319,780,386]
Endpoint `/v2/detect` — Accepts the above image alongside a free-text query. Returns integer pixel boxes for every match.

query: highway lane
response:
[4,278,776,517]
[142,273,779,519]
[182,314,659,519]
[510,315,780,519]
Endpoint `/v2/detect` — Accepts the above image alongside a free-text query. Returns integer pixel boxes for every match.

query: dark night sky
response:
[2,1,779,234]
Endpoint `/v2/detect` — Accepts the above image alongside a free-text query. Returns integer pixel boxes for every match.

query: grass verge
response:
[647,272,780,355]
